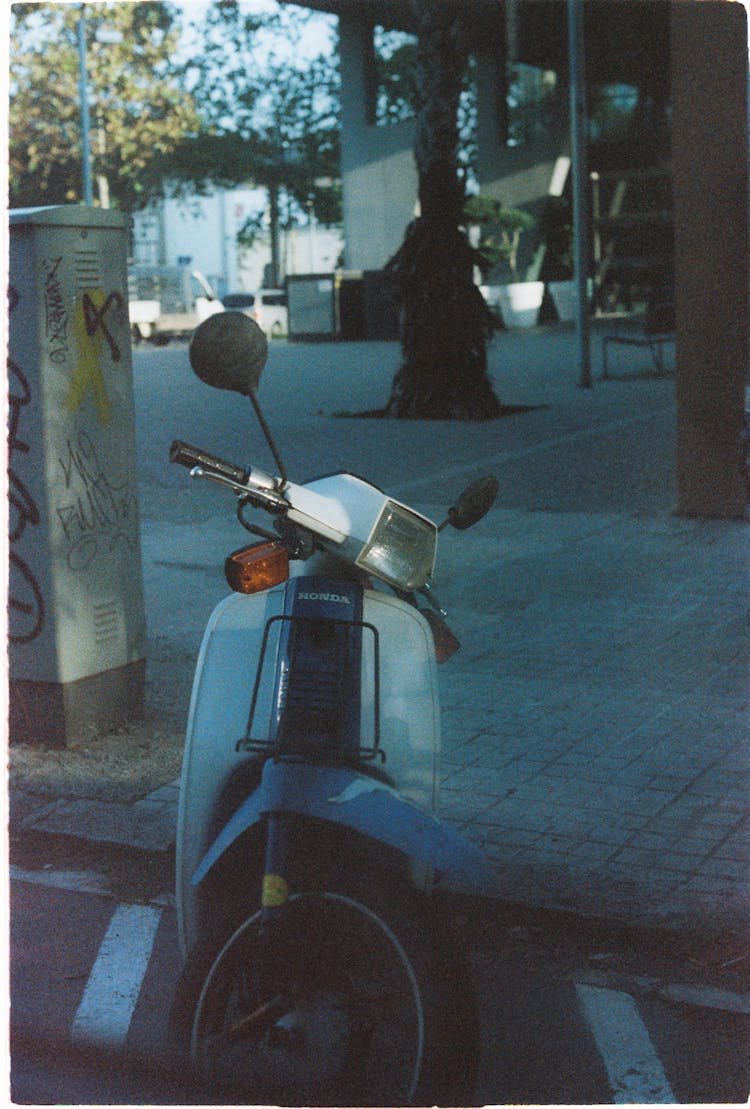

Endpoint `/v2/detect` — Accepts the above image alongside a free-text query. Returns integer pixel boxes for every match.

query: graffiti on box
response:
[44,256,70,366]
[7,273,137,644]
[8,350,45,644]
[66,287,124,425]
[55,430,138,572]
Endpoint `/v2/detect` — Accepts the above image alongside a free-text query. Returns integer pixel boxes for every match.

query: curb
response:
[9,782,179,855]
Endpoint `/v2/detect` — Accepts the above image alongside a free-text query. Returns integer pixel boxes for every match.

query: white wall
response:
[131,188,344,295]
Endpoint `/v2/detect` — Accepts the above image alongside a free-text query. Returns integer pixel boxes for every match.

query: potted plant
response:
[538,195,592,323]
[463,195,544,328]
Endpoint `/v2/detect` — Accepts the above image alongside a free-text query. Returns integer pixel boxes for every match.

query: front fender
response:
[192,759,495,894]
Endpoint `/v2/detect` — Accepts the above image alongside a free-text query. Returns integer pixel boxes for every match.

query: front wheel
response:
[170,885,478,1106]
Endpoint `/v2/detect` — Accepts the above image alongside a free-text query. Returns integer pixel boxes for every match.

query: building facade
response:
[300,0,675,301]
[131,187,344,297]
[295,0,748,516]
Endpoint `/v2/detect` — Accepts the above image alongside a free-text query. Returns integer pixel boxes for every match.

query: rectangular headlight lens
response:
[356,501,436,590]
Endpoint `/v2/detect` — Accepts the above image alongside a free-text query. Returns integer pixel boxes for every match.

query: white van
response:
[222,289,288,338]
[129,268,223,344]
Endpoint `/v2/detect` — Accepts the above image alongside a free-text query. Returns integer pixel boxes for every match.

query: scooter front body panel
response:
[176,574,440,955]
[191,760,495,892]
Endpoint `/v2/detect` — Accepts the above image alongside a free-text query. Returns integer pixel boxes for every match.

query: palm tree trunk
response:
[385,0,501,419]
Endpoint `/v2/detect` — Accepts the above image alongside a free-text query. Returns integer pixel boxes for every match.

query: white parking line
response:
[70,903,162,1049]
[10,864,112,897]
[576,982,676,1104]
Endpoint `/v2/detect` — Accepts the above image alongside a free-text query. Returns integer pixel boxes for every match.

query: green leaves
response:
[9,2,200,211]
[177,7,341,221]
[463,196,536,281]
[10,0,341,227]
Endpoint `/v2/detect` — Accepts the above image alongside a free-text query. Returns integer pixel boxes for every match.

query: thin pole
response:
[247,389,289,490]
[568,0,591,387]
[78,7,93,206]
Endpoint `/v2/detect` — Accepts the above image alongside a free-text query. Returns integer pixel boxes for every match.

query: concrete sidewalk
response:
[10,320,749,945]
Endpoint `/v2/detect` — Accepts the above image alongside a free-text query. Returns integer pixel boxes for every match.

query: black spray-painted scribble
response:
[44,256,70,365]
[83,290,123,362]
[66,288,125,425]
[56,431,138,571]
[8,357,45,643]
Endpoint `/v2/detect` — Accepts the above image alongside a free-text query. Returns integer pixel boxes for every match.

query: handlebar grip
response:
[169,440,247,484]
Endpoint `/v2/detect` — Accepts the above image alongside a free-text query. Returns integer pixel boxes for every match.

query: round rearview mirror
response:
[189,311,268,395]
[446,475,499,530]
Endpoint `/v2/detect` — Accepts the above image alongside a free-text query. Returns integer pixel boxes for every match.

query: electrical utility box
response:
[8,206,147,746]
[287,274,337,340]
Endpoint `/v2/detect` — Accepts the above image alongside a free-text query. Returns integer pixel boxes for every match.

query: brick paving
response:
[11,322,749,942]
[438,505,748,936]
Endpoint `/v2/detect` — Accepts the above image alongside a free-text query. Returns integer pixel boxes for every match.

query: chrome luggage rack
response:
[237,612,383,764]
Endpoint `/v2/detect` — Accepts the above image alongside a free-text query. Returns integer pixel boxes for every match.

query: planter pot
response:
[495,281,545,328]
[548,279,594,323]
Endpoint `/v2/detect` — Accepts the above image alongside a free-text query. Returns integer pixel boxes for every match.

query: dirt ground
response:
[8,719,184,804]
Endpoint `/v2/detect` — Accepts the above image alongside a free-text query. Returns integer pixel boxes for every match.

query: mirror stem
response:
[247,389,288,490]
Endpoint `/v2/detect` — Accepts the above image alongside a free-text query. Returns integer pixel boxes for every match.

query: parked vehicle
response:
[167,311,498,1106]
[128,267,223,344]
[222,288,288,337]
[127,294,161,342]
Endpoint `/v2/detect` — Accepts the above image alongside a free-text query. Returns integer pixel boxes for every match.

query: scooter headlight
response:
[356,501,437,591]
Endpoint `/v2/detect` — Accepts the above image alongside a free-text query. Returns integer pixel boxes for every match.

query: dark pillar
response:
[671,0,748,517]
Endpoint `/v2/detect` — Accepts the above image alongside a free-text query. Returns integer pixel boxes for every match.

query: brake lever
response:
[421,609,461,663]
[189,466,288,513]
[189,465,248,494]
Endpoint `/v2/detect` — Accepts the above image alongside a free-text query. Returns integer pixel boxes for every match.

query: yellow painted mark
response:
[261,873,289,908]
[66,289,122,425]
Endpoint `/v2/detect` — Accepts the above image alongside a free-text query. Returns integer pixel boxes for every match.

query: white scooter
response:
[168,312,498,1106]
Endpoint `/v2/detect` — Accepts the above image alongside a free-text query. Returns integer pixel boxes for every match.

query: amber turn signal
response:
[224,541,290,594]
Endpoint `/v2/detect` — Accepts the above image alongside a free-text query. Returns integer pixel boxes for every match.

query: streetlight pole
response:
[77,5,93,206]
[568,0,591,388]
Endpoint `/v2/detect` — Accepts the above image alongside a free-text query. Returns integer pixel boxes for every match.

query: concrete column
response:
[671,0,748,517]
[473,17,506,179]
[337,7,417,270]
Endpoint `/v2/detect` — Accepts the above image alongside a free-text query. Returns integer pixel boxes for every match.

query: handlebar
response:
[169,439,286,520]
[170,440,248,485]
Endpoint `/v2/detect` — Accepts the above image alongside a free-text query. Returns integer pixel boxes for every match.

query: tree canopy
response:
[11,0,500,420]
[173,3,341,233]
[9,0,341,232]
[9,2,200,210]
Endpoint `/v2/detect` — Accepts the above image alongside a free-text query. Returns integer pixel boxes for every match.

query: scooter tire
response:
[169,877,479,1107]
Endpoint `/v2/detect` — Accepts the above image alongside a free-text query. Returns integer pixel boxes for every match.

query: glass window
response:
[588,83,639,142]
[371,26,419,126]
[506,62,558,147]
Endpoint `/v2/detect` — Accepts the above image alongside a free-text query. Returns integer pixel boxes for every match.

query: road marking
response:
[575,969,750,1018]
[658,983,750,1016]
[70,903,162,1049]
[10,864,112,897]
[576,982,676,1104]
[399,406,675,497]
[9,864,174,907]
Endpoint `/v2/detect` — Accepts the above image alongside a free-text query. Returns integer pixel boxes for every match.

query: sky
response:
[176,0,336,62]
[4,1,337,79]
